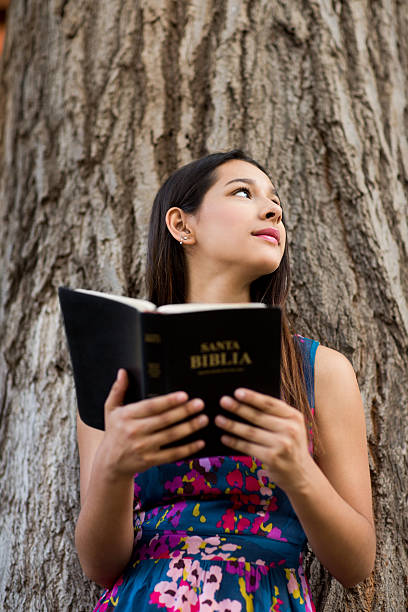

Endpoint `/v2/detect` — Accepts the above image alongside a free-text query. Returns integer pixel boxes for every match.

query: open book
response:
[58,287,281,458]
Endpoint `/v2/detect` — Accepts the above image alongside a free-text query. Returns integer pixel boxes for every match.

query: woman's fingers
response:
[216,391,308,460]
[215,413,280,446]
[104,369,129,412]
[136,398,205,434]
[149,411,209,448]
[219,395,299,434]
[232,388,294,417]
[220,433,266,458]
[124,390,190,417]
[102,374,210,475]
[149,438,206,466]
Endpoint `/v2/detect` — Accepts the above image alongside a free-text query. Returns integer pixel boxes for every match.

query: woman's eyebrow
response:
[224,177,279,198]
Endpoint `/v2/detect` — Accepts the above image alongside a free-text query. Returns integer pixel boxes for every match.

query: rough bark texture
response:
[0,1,407,610]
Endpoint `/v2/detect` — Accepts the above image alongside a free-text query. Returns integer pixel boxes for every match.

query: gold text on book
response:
[145,333,162,343]
[190,340,252,370]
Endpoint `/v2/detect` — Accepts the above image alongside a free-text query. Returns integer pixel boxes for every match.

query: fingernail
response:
[198,415,208,425]
[176,391,188,402]
[221,396,233,406]
[235,389,246,399]
[215,415,227,425]
[192,398,204,409]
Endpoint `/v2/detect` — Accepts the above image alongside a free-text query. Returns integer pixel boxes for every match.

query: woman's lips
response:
[252,228,280,245]
[255,234,278,244]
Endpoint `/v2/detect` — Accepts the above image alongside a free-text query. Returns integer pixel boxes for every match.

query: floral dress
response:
[94,336,319,612]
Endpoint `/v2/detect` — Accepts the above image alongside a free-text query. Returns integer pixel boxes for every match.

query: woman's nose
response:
[261,200,282,224]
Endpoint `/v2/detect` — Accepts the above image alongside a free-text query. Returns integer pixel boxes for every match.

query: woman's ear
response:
[166,207,196,245]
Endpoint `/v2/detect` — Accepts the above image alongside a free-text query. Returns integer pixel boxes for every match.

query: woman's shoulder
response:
[314,344,362,426]
[315,344,356,381]
[294,335,356,390]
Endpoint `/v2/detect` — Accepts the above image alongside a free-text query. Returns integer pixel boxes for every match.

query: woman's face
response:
[187,159,286,282]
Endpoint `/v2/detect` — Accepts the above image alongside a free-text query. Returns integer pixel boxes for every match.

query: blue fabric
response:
[294,335,319,413]
[94,337,319,612]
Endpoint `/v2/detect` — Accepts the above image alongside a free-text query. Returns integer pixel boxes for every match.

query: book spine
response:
[141,313,166,397]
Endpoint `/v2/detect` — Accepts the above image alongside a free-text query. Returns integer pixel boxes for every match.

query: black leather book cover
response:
[151,308,281,457]
[59,287,281,457]
[59,287,145,430]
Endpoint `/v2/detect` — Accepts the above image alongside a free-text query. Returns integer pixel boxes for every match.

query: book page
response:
[157,303,267,314]
[75,289,157,312]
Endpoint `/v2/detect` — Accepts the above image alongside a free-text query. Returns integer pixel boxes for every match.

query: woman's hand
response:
[215,388,313,493]
[99,368,208,478]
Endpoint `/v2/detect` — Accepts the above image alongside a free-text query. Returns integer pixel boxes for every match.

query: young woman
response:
[76,150,376,611]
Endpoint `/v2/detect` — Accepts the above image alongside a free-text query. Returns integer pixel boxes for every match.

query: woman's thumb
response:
[104,368,128,411]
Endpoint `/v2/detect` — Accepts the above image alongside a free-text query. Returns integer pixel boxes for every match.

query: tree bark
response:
[0,1,407,610]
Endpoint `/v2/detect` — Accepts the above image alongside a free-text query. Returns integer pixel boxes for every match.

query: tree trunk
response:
[0,1,407,610]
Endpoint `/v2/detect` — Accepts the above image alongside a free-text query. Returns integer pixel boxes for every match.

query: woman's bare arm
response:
[297,345,376,585]
[215,345,376,587]
[75,370,208,588]
[75,415,135,589]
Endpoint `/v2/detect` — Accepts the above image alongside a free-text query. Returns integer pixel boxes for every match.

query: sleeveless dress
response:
[94,336,319,612]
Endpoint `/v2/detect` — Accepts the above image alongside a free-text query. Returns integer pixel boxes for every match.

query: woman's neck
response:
[186,271,251,304]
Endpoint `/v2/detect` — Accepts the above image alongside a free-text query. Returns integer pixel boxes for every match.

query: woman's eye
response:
[234,187,251,198]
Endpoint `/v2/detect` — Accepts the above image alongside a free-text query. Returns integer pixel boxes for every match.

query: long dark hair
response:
[146,150,316,448]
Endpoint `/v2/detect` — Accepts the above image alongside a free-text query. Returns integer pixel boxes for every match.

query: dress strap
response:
[293,335,319,415]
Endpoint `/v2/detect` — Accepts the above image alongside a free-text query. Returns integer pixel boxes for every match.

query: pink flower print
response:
[226,561,269,594]
[182,535,205,555]
[217,600,242,612]
[93,595,110,612]
[298,564,316,612]
[94,577,124,610]
[150,559,242,612]
[226,560,245,577]
[198,457,213,472]
[256,467,276,495]
[133,479,141,497]
[167,502,187,528]
[205,536,221,546]
[198,564,224,609]
[200,536,240,561]
[232,455,254,469]
[245,476,259,491]
[149,579,199,611]
[229,491,262,513]
[165,533,186,549]
[220,542,240,552]
[257,468,271,485]
[270,587,284,612]
[198,456,223,471]
[226,469,243,488]
[165,475,184,493]
[183,472,220,497]
[265,496,278,512]
[216,508,236,531]
[267,526,287,541]
[136,534,171,560]
[166,557,193,582]
[236,517,251,531]
[250,514,266,534]
[244,564,269,593]
[285,568,304,604]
